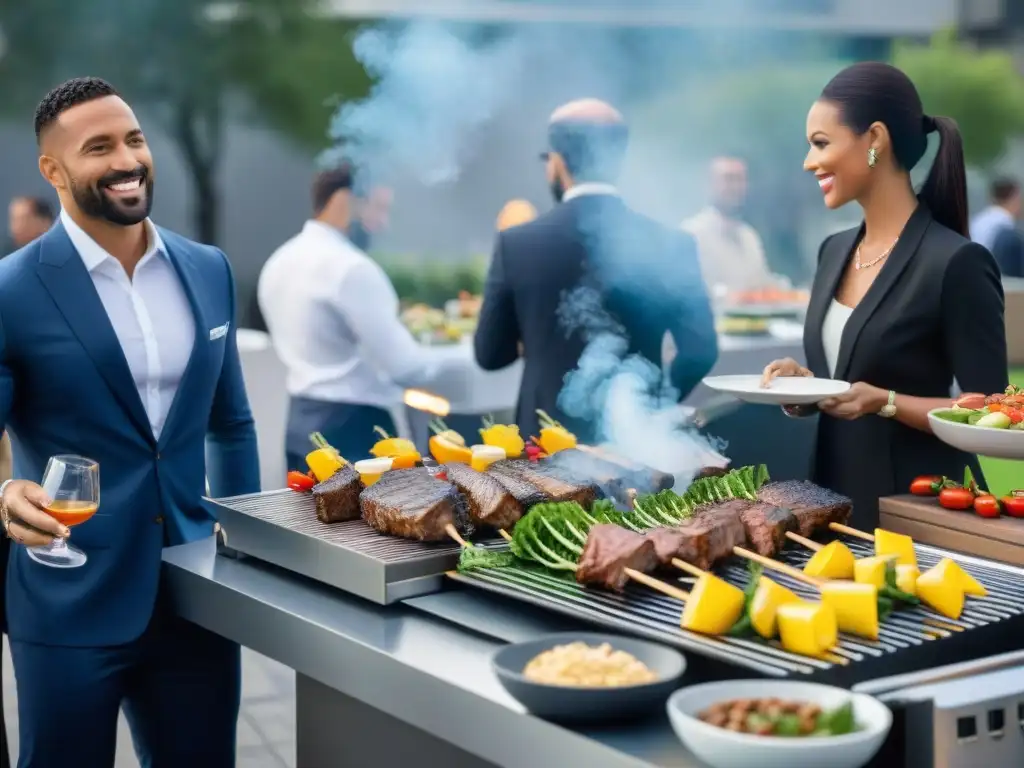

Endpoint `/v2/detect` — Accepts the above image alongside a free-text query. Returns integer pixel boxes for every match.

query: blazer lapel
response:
[158,234,208,448]
[36,224,155,443]
[804,227,859,379]
[833,205,932,381]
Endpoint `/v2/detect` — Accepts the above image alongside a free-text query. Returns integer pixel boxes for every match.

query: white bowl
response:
[702,375,850,406]
[928,409,1024,460]
[667,680,892,768]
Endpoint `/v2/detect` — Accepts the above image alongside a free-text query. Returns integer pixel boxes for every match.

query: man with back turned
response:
[0,77,258,767]
[474,99,718,442]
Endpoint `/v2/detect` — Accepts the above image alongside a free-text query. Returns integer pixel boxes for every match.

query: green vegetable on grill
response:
[627,464,770,529]
[726,561,765,638]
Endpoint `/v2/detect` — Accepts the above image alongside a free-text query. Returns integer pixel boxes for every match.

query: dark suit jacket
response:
[0,222,260,646]
[804,205,1008,528]
[991,224,1024,278]
[474,193,718,442]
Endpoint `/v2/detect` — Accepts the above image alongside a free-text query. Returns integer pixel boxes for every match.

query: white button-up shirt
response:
[682,206,773,292]
[61,210,195,440]
[258,219,467,407]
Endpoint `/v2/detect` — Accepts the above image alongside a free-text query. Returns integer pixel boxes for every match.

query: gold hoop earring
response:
[867,147,878,168]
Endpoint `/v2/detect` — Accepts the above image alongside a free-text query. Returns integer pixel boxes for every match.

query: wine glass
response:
[27,454,99,569]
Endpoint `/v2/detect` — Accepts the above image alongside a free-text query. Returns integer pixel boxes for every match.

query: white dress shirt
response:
[682,206,773,292]
[61,210,195,440]
[562,182,619,202]
[970,205,1014,253]
[258,220,467,407]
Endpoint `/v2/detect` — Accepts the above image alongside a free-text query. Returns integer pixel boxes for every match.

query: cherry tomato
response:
[1002,491,1024,519]
[973,494,1001,518]
[910,475,943,496]
[287,470,316,492]
[938,486,975,511]
[1008,410,1024,424]
[954,393,987,410]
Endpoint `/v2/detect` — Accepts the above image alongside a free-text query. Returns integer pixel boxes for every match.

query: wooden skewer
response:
[829,522,874,542]
[732,546,825,588]
[445,524,472,548]
[785,531,823,551]
[671,558,705,577]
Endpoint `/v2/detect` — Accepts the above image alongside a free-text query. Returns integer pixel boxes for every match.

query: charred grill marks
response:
[444,464,523,530]
[757,480,853,538]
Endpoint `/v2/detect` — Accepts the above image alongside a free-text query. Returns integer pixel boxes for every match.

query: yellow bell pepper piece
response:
[371,437,418,458]
[895,564,919,597]
[306,432,346,482]
[386,451,421,470]
[429,434,472,464]
[354,457,393,487]
[536,409,577,455]
[749,577,801,639]
[479,422,525,458]
[804,540,855,580]
[916,564,965,619]
[854,556,892,588]
[820,581,880,640]
[874,529,917,569]
[777,602,838,658]
[934,558,986,598]
[681,573,745,635]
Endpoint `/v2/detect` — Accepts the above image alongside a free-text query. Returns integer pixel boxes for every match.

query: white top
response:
[257,220,468,407]
[563,183,619,202]
[61,210,195,440]
[970,205,1014,253]
[681,206,772,292]
[821,298,854,378]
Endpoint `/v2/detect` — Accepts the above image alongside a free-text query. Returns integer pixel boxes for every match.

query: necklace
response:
[854,238,898,271]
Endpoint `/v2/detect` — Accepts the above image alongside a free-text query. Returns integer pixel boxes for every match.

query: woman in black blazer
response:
[763,62,1008,529]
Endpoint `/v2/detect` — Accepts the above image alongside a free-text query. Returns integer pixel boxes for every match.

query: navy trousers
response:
[286,397,397,471]
[10,589,240,768]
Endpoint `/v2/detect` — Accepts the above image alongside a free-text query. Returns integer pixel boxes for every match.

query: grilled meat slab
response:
[488,459,599,508]
[312,464,363,523]
[757,480,853,538]
[737,501,797,557]
[443,464,523,530]
[548,448,674,497]
[576,524,660,592]
[487,469,548,508]
[360,468,472,541]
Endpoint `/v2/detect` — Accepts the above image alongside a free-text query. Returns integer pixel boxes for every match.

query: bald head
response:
[549,98,624,126]
[545,99,629,196]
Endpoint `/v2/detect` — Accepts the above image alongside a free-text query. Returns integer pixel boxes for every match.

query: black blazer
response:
[474,194,718,442]
[804,205,1009,528]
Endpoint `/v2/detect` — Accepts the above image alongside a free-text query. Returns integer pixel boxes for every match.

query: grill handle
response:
[854,649,1024,701]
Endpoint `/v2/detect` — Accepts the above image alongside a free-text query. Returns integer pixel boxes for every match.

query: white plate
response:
[702,375,851,405]
[928,409,1024,460]
[667,680,892,768]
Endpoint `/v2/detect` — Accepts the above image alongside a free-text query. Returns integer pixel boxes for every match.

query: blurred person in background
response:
[259,165,470,467]
[474,98,717,442]
[682,156,773,294]
[971,177,1023,278]
[1,77,258,768]
[5,196,54,255]
[763,62,1007,528]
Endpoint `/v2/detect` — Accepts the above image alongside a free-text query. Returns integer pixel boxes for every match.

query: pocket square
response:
[209,322,230,341]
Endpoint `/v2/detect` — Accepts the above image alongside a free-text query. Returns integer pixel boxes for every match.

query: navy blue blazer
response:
[475,194,718,442]
[0,222,260,646]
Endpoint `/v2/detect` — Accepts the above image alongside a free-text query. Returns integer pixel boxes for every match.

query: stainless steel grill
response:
[208,489,494,604]
[448,536,1024,685]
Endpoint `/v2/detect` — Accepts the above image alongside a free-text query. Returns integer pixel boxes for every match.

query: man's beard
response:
[550,177,566,204]
[348,219,372,251]
[70,166,154,226]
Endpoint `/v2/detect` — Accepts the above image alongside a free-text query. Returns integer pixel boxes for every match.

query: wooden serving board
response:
[879,495,1024,566]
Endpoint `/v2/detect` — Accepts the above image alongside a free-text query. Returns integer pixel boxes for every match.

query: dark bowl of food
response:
[667,680,892,768]
[491,632,686,722]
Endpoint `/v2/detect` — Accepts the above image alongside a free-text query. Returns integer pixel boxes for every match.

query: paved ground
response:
[1,639,297,767]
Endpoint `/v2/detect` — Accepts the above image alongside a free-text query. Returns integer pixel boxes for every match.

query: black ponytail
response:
[821,62,969,236]
[917,115,969,238]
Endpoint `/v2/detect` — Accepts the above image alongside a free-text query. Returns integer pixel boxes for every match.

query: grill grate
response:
[448,536,1024,685]
[214,488,477,563]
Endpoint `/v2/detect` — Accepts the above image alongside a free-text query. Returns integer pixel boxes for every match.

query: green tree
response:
[0,0,372,244]
[894,29,1024,170]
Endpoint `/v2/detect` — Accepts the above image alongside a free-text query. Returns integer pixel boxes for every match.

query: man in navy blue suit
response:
[0,78,259,766]
[474,98,718,443]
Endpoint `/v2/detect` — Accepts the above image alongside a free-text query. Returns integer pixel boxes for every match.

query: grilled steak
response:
[360,468,472,541]
[443,464,523,530]
[312,464,363,523]
[757,480,853,538]
[548,448,674,496]
[576,524,660,592]
[695,466,729,480]
[488,459,599,508]
[487,469,548,508]
[737,501,797,557]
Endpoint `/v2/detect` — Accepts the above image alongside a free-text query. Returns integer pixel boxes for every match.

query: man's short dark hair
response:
[15,196,55,221]
[991,177,1020,205]
[312,165,356,214]
[548,120,629,184]
[34,77,119,143]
